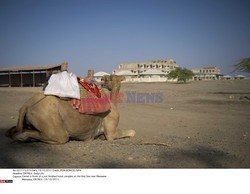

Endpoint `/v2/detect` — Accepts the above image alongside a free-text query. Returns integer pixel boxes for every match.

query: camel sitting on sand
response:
[6,75,135,144]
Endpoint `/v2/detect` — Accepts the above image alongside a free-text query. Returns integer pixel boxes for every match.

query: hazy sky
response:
[0,0,250,76]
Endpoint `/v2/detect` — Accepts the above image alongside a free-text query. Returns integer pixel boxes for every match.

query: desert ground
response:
[0,80,250,168]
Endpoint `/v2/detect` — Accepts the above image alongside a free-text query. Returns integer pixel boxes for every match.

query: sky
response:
[0,0,250,76]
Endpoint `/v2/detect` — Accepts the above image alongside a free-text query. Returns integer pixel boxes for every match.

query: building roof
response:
[151,59,176,63]
[234,75,245,78]
[118,63,139,69]
[223,75,232,78]
[117,59,179,70]
[0,64,62,73]
[140,69,165,75]
[202,66,218,69]
[94,71,110,77]
[115,70,138,76]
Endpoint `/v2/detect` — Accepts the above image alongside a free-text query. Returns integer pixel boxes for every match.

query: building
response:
[221,75,232,80]
[94,71,110,82]
[140,69,167,82]
[234,75,246,80]
[112,59,179,82]
[0,62,68,87]
[192,66,221,80]
[115,70,138,82]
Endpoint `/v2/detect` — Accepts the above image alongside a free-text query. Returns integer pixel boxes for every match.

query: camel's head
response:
[101,75,125,91]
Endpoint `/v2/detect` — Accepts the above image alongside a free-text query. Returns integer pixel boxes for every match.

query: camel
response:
[5,75,135,144]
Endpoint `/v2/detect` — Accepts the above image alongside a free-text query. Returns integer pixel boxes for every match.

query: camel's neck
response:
[110,83,121,106]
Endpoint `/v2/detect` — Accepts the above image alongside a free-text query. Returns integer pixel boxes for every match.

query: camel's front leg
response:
[103,105,135,141]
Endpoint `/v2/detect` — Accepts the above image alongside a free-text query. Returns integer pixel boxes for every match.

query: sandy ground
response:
[0,80,250,168]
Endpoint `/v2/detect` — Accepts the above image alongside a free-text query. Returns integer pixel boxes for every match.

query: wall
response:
[0,72,46,87]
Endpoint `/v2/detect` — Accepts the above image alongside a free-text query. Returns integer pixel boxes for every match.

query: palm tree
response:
[233,58,250,73]
[167,67,194,83]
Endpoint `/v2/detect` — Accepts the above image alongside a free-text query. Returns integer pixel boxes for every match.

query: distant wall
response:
[0,72,46,87]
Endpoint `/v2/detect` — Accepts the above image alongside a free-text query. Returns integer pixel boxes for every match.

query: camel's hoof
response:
[129,130,136,137]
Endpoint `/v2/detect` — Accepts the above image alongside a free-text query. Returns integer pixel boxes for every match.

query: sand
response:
[0,80,250,168]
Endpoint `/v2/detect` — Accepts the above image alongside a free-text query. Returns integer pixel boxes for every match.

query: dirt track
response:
[0,80,250,168]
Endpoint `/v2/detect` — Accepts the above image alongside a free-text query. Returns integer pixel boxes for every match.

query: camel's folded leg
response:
[11,128,68,144]
[104,126,136,141]
[103,105,136,141]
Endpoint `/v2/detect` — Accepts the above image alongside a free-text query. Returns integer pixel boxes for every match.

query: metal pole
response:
[33,71,35,87]
[8,71,11,87]
[21,71,23,87]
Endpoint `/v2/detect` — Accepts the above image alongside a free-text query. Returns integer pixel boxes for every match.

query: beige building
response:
[192,66,221,80]
[112,59,179,82]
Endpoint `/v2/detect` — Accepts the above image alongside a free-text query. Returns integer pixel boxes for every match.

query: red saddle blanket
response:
[70,78,111,114]
[77,77,102,98]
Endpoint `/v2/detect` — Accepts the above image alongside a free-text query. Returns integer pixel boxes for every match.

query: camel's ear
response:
[102,75,111,82]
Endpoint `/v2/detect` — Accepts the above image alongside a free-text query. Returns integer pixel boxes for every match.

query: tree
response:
[167,67,194,83]
[233,58,250,73]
